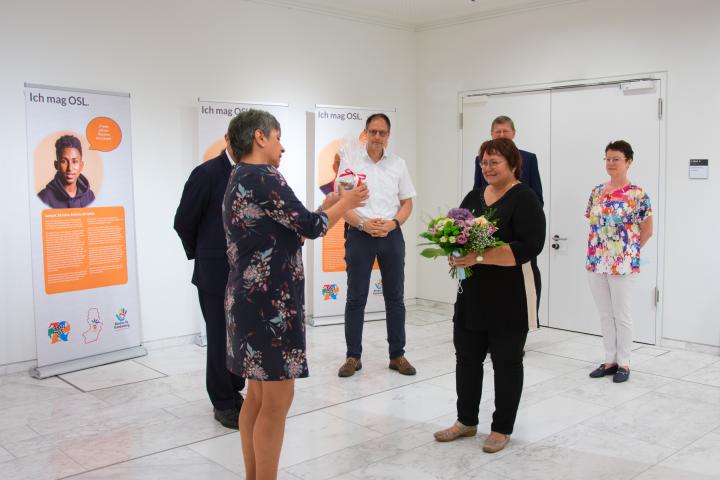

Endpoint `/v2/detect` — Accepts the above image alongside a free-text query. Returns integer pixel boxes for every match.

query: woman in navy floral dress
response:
[222,110,367,480]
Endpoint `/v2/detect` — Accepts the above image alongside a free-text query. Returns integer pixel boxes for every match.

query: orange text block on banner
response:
[322,219,379,272]
[41,207,128,294]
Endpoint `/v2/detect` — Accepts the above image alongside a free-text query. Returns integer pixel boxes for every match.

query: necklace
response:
[602,180,630,196]
[493,180,519,196]
[486,180,519,205]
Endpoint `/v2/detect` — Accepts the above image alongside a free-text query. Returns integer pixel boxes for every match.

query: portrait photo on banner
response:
[34,131,104,209]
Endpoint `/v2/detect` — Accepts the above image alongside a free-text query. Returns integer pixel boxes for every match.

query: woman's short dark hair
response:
[479,138,523,180]
[55,135,82,160]
[605,140,634,160]
[227,109,281,159]
[365,113,391,130]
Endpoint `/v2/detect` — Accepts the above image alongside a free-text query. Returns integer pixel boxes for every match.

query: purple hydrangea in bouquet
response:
[419,207,505,279]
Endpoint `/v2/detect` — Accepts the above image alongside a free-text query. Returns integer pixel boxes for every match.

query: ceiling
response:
[248,0,587,30]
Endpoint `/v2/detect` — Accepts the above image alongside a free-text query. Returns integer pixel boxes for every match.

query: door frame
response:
[458,72,667,345]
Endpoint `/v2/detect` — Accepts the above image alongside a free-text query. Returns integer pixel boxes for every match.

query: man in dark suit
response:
[473,115,544,205]
[174,136,245,429]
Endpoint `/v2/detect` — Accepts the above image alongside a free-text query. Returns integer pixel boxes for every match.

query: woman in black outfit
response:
[434,138,545,453]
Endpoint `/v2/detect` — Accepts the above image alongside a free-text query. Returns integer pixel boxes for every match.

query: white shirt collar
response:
[365,148,388,164]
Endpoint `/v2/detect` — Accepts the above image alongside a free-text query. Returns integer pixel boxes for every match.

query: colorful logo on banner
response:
[322,283,340,300]
[82,308,103,344]
[372,280,383,296]
[48,321,71,344]
[114,307,130,330]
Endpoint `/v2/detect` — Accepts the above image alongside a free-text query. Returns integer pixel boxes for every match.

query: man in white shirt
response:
[337,113,417,377]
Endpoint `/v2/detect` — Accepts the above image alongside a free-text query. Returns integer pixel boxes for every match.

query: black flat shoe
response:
[613,367,630,383]
[589,363,618,378]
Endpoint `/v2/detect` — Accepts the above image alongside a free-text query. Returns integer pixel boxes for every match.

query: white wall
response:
[415,0,720,346]
[3,0,718,368]
[0,0,417,367]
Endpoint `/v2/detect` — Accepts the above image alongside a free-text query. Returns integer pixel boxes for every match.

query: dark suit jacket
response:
[474,149,544,206]
[174,151,233,296]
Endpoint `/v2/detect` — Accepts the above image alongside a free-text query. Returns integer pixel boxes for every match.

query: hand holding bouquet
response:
[419,208,504,279]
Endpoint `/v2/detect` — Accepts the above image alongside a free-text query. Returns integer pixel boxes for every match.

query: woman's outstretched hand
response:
[339,183,369,210]
[321,192,341,210]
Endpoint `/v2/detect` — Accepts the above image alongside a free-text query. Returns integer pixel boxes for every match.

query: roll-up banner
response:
[309,105,396,326]
[25,83,143,378]
[196,99,289,344]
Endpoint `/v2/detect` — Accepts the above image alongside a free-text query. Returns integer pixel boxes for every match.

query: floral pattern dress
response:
[223,164,328,380]
[585,183,652,275]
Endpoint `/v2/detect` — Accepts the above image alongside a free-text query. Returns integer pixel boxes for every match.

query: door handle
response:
[552,235,567,241]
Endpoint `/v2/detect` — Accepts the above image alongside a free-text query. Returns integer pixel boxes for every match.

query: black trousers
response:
[454,321,527,435]
[344,227,406,359]
[198,289,245,410]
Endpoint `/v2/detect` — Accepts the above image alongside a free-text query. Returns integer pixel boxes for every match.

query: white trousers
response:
[587,272,636,366]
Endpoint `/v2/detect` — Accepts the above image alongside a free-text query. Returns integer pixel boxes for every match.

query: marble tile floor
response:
[1,302,719,479]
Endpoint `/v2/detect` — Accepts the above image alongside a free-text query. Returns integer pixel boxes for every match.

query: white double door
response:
[460,80,661,344]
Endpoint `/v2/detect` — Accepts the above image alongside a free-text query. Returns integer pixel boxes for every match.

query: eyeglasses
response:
[367,129,389,138]
[604,157,627,164]
[491,128,514,136]
[480,160,505,169]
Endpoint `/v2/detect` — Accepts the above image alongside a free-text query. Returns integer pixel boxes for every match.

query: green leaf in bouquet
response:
[420,247,449,258]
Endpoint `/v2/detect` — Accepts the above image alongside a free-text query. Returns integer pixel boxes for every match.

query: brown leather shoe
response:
[482,431,510,453]
[433,421,477,442]
[338,357,362,377]
[388,356,416,375]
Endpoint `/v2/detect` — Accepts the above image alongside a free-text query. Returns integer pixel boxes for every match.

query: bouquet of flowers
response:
[419,208,504,280]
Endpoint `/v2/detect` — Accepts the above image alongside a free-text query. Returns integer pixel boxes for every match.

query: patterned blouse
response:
[223,164,329,381]
[585,183,652,275]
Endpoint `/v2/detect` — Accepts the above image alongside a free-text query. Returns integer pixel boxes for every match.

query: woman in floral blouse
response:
[586,140,653,383]
[223,110,367,479]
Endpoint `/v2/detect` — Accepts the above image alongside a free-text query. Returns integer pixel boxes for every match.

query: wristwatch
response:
[392,218,401,229]
[357,222,365,232]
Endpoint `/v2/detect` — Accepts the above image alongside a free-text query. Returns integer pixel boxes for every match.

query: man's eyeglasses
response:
[604,157,627,164]
[367,129,389,138]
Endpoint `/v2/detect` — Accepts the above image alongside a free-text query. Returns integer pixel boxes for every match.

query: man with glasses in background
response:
[474,115,543,205]
[337,113,417,378]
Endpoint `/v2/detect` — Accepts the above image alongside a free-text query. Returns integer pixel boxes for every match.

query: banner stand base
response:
[31,345,148,379]
[309,311,386,327]
[194,334,207,347]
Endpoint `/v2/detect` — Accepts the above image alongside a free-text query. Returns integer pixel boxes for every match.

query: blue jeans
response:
[344,227,406,359]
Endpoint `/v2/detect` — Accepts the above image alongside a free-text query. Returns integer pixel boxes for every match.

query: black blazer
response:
[474,149,544,206]
[174,150,233,296]
[455,184,546,331]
